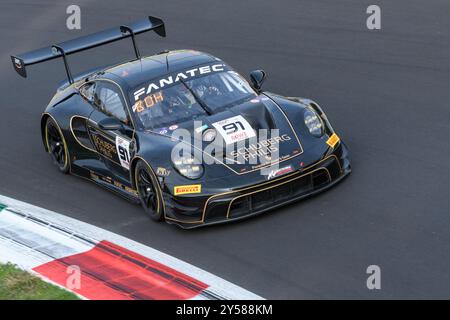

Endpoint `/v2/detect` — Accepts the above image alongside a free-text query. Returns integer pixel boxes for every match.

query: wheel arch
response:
[129,156,141,190]
[130,155,166,217]
[41,112,71,173]
[129,156,159,190]
[40,113,51,152]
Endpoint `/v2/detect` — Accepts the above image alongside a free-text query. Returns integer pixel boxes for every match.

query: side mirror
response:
[249,70,267,92]
[98,117,123,131]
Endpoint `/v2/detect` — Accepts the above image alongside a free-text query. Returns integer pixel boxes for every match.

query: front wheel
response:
[44,117,69,173]
[135,160,164,221]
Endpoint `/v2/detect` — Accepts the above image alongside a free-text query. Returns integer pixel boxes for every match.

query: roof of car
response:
[100,49,221,89]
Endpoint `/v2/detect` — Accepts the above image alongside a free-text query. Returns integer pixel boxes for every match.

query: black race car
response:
[11,16,351,228]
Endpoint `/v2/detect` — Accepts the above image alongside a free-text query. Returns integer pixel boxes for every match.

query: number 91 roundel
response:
[116,136,131,170]
[212,115,256,145]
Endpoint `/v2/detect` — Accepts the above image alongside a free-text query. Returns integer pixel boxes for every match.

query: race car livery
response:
[11,16,351,228]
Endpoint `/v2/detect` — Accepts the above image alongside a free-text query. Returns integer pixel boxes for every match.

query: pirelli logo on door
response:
[174,185,202,196]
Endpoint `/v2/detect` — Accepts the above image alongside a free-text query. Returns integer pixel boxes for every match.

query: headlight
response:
[202,129,216,142]
[304,108,324,137]
[173,155,204,179]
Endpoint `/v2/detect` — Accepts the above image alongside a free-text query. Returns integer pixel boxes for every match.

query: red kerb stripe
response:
[33,240,208,300]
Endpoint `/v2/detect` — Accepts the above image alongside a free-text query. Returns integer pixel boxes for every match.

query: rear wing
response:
[11,16,166,84]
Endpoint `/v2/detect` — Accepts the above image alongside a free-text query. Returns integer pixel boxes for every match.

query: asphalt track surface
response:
[1,0,450,299]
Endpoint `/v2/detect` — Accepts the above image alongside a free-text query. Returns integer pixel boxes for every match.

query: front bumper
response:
[163,142,351,229]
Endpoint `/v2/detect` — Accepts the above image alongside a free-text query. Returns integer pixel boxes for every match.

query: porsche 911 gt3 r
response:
[11,16,351,228]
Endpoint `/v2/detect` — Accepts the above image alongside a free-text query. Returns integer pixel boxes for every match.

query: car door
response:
[69,81,106,176]
[87,80,135,184]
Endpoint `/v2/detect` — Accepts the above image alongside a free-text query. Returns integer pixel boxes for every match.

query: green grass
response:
[0,263,79,300]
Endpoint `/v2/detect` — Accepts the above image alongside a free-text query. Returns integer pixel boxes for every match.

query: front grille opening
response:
[291,175,312,195]
[227,168,332,219]
[229,196,250,217]
[312,170,330,187]
[252,191,269,210]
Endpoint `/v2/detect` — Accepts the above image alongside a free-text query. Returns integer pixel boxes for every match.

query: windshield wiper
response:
[180,79,213,116]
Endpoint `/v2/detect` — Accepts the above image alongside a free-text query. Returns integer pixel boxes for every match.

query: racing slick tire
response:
[134,160,164,221]
[44,117,70,173]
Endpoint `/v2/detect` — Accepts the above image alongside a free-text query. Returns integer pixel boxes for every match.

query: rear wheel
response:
[135,160,164,221]
[44,117,69,173]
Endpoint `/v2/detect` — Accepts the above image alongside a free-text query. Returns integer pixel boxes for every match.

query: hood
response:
[150,94,305,175]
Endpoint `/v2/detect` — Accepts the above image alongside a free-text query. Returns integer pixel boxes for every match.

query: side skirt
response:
[69,164,140,205]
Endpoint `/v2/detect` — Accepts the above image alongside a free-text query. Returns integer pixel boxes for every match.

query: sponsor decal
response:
[133,64,225,101]
[156,167,171,177]
[115,136,130,170]
[90,171,99,180]
[92,134,117,158]
[195,124,209,134]
[212,115,256,145]
[14,58,22,69]
[267,165,294,180]
[133,92,164,113]
[113,181,137,195]
[125,186,138,195]
[91,170,137,195]
[159,128,168,134]
[229,134,291,161]
[169,124,179,131]
[326,133,340,148]
[202,128,216,142]
[174,184,202,196]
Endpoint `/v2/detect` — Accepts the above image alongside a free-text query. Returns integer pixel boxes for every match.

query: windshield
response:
[185,70,256,111]
[131,83,207,130]
[130,69,257,131]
